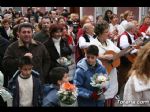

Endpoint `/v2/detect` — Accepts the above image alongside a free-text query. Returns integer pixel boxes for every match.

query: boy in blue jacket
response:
[42,67,69,107]
[73,45,109,107]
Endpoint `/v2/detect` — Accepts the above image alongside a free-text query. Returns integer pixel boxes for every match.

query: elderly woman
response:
[92,20,120,106]
[44,24,74,81]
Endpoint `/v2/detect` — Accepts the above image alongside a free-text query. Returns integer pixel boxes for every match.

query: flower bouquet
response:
[57,56,73,66]
[90,73,109,95]
[57,82,78,107]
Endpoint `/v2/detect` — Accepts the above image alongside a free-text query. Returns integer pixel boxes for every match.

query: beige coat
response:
[123,71,150,107]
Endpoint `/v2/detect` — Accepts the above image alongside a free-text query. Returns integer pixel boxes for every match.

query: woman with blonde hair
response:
[123,42,150,106]
[120,10,134,30]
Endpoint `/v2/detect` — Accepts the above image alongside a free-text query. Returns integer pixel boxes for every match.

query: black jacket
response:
[8,70,43,107]
[34,31,49,43]
[44,38,72,70]
[2,39,50,83]
[0,26,10,40]
[0,36,9,70]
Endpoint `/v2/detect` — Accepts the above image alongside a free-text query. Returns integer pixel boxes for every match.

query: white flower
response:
[97,75,107,82]
[90,73,110,90]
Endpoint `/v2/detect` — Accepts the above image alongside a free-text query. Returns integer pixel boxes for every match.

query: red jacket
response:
[139,24,149,33]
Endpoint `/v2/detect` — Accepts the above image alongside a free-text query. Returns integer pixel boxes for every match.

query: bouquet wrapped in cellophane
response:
[57,56,74,66]
[90,73,109,95]
[57,82,78,107]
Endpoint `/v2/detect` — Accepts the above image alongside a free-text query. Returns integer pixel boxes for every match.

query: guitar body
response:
[126,54,137,63]
[101,50,120,74]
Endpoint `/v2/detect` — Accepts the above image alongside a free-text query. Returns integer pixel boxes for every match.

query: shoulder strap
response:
[117,32,132,49]
[125,32,132,45]
[83,34,90,42]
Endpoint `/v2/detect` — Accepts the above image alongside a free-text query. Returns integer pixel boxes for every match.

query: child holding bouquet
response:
[42,67,70,107]
[73,45,109,107]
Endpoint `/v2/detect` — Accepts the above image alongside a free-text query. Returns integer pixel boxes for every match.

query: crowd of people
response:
[0,7,150,107]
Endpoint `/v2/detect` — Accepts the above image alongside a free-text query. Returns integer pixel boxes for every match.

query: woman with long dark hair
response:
[103,10,113,23]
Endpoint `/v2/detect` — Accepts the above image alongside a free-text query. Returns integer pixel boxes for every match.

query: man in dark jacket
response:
[2,23,50,84]
[0,35,9,69]
[0,35,9,87]
[34,16,51,43]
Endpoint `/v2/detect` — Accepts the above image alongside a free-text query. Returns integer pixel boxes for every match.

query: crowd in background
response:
[0,7,150,107]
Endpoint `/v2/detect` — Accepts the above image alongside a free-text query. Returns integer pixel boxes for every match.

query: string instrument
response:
[101,47,132,74]
[126,37,150,63]
[101,37,150,74]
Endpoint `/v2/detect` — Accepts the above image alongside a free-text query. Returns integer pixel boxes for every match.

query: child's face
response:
[86,54,97,66]
[62,73,69,83]
[58,73,69,85]
[19,65,33,77]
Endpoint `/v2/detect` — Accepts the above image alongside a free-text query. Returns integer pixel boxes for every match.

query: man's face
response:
[3,22,10,30]
[51,11,57,18]
[41,18,51,32]
[18,27,33,44]
[144,17,150,25]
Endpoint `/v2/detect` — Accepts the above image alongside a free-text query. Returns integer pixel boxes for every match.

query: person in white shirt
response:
[117,22,138,97]
[78,23,96,49]
[118,22,137,52]
[92,20,120,106]
[109,14,124,45]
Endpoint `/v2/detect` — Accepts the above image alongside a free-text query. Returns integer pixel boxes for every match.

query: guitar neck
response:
[115,37,150,60]
[114,46,132,60]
